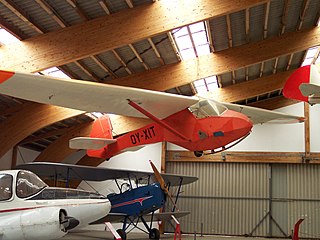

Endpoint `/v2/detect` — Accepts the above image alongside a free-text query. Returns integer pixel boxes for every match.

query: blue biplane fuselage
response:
[107,183,166,217]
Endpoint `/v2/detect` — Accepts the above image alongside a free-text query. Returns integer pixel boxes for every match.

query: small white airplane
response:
[0,169,110,240]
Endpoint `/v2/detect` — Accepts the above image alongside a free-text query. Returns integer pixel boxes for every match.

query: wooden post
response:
[304,102,310,158]
[159,142,167,234]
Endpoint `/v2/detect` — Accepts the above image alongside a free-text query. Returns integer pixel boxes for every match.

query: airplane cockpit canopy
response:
[189,99,228,118]
[0,174,13,201]
[16,170,47,198]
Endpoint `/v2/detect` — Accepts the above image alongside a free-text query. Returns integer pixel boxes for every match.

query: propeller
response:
[149,160,179,211]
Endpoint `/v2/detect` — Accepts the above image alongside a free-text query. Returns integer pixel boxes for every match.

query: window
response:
[0,174,13,201]
[16,171,47,198]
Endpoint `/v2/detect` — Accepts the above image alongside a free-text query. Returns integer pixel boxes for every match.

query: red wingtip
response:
[0,70,14,83]
[283,65,311,102]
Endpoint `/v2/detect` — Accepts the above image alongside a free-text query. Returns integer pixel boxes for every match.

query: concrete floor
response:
[62,230,285,240]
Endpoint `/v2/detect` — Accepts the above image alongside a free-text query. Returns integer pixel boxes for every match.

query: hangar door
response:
[165,162,320,238]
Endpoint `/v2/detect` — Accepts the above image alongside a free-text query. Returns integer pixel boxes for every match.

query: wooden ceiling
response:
[0,0,319,166]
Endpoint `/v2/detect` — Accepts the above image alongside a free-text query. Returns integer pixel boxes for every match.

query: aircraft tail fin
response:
[69,115,115,158]
[283,64,320,103]
[87,115,115,158]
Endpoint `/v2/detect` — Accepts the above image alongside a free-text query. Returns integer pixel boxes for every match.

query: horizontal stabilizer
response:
[69,137,116,150]
[300,83,320,97]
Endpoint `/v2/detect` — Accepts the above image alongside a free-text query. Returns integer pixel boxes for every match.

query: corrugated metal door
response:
[165,162,320,238]
[165,162,270,236]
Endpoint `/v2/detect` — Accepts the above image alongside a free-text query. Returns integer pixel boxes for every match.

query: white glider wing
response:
[221,102,304,124]
[0,70,199,119]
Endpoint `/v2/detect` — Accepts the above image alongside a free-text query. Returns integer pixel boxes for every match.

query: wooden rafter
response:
[147,38,165,65]
[263,1,270,39]
[297,0,310,31]
[226,14,233,47]
[280,0,290,35]
[0,0,268,72]
[129,44,150,70]
[0,0,44,34]
[34,0,66,28]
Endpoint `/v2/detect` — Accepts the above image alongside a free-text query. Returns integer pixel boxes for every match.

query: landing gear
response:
[116,229,126,240]
[149,228,160,239]
[194,151,203,157]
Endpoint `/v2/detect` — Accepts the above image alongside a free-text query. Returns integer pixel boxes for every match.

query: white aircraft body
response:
[0,170,111,240]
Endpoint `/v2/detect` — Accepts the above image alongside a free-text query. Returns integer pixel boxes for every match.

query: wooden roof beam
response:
[107,27,320,91]
[34,122,93,162]
[0,103,83,158]
[202,69,295,103]
[0,0,268,72]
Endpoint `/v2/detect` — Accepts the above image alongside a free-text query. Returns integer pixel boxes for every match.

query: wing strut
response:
[128,100,191,142]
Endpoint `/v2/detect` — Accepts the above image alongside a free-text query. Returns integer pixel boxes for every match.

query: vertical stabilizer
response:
[87,115,114,158]
[283,64,320,103]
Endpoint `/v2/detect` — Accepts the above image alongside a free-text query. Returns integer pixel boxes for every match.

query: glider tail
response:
[87,115,115,158]
[283,64,320,104]
[69,115,116,158]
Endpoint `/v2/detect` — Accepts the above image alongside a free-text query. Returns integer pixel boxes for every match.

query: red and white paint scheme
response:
[283,64,320,105]
[0,70,304,158]
[0,170,111,240]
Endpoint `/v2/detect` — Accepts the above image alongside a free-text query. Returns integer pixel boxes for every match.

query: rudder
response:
[87,115,114,158]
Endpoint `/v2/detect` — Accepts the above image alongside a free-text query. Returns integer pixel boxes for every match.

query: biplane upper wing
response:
[15,162,198,186]
[0,70,199,119]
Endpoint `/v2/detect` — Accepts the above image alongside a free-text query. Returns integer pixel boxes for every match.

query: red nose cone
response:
[213,110,252,149]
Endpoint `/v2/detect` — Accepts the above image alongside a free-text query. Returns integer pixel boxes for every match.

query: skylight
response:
[172,22,217,94]
[39,67,70,79]
[301,46,320,66]
[0,28,19,45]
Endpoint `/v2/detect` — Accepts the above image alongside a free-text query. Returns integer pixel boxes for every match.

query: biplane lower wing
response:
[91,211,190,224]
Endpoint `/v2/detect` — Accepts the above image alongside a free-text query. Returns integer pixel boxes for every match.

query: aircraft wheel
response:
[149,228,160,239]
[116,229,126,240]
[194,151,203,157]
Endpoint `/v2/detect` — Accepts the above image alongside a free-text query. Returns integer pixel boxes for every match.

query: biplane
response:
[16,161,198,240]
[283,64,320,104]
[0,169,110,240]
[0,70,303,160]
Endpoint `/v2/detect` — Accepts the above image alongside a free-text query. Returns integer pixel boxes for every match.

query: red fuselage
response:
[89,108,253,159]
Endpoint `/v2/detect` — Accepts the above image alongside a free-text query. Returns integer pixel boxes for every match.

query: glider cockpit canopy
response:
[189,99,228,118]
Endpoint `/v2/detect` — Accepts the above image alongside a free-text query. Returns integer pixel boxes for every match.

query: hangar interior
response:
[0,0,320,239]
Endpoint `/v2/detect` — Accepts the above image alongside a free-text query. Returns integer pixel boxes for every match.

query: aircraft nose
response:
[223,109,253,135]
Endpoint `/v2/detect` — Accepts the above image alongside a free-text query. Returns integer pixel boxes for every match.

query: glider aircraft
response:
[0,169,110,240]
[0,70,304,159]
[283,64,320,104]
[17,161,198,240]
